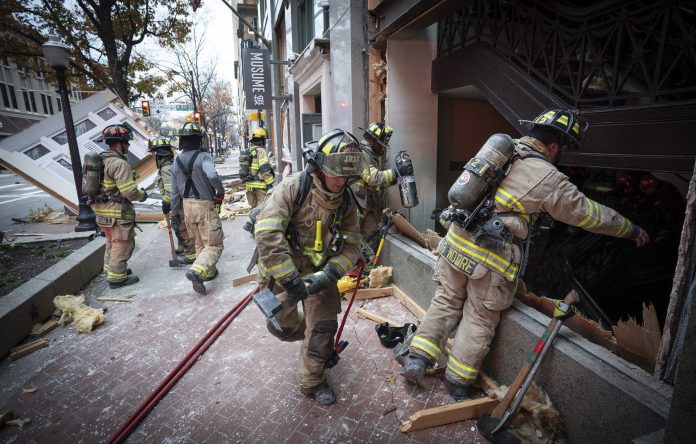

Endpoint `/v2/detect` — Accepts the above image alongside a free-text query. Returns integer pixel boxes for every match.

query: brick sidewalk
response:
[0,218,487,443]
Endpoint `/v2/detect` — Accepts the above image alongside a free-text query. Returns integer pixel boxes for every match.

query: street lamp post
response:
[42,36,96,232]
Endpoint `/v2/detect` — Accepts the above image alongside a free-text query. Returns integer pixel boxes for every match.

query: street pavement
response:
[0,171,74,236]
[0,158,486,443]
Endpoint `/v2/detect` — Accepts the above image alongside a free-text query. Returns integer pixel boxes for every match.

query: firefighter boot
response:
[109,275,140,289]
[186,270,207,295]
[443,374,470,401]
[302,381,336,406]
[400,354,428,384]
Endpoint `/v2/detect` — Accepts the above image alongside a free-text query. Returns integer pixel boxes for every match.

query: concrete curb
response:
[0,236,105,358]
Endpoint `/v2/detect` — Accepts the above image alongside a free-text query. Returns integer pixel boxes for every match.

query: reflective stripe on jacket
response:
[254,172,361,286]
[440,136,639,281]
[246,144,275,191]
[92,150,144,221]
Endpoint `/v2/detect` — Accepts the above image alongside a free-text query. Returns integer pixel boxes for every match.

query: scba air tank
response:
[238,147,251,180]
[395,151,419,208]
[447,133,516,211]
[82,152,103,198]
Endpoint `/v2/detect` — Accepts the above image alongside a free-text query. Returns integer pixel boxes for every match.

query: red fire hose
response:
[108,285,260,444]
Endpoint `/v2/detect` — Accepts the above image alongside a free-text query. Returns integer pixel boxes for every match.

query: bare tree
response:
[202,79,236,156]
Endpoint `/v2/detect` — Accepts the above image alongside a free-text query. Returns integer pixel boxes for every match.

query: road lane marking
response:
[0,196,33,205]
[0,184,23,190]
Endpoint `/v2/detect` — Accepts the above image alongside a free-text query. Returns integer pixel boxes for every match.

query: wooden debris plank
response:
[13,233,51,237]
[400,397,498,432]
[232,273,256,287]
[392,285,426,320]
[342,286,393,300]
[356,307,402,328]
[386,209,428,248]
[96,297,133,303]
[0,411,14,428]
[10,339,48,360]
[30,320,58,338]
[135,213,165,223]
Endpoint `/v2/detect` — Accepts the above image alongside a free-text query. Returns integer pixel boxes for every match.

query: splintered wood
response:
[612,303,662,369]
[343,287,393,300]
[10,339,48,360]
[400,397,498,432]
[232,273,257,287]
[30,320,58,338]
[356,307,402,328]
[385,209,429,248]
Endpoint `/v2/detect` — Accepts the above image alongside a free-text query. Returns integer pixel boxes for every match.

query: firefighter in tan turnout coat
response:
[254,129,369,405]
[351,122,406,240]
[170,123,226,295]
[401,109,650,400]
[92,124,148,289]
[242,127,275,208]
[149,136,195,263]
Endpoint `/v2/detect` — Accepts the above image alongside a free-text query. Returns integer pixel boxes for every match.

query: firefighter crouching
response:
[400,109,650,400]
[149,136,195,264]
[240,127,275,208]
[254,129,368,405]
[170,123,226,295]
[352,122,411,240]
[91,124,148,289]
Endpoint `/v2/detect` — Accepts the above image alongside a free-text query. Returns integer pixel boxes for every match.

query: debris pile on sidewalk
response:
[16,205,75,224]
[481,375,567,444]
[369,265,392,288]
[53,295,104,333]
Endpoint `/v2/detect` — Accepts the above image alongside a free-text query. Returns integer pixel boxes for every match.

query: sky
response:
[195,0,239,87]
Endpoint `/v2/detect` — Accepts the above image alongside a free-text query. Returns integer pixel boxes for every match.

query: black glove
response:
[394,159,414,176]
[162,201,171,214]
[284,276,309,305]
[139,189,148,202]
[304,266,342,295]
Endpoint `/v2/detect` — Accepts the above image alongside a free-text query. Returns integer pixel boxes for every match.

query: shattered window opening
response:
[56,158,72,169]
[23,144,50,160]
[97,107,117,121]
[52,119,97,145]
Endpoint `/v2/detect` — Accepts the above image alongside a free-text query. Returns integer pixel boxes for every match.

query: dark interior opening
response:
[524,167,687,330]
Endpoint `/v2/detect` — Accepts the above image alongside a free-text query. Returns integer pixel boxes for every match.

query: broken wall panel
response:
[0,90,155,211]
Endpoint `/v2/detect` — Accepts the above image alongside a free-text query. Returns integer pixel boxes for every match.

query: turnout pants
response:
[100,220,136,283]
[172,209,195,261]
[246,188,268,209]
[409,257,515,386]
[266,280,341,392]
[183,198,224,279]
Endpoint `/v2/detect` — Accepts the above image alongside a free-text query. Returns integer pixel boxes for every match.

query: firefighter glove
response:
[304,265,342,295]
[394,159,414,176]
[285,275,309,305]
[139,189,148,202]
[162,201,171,214]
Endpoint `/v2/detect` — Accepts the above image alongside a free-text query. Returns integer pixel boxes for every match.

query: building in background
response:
[0,55,82,141]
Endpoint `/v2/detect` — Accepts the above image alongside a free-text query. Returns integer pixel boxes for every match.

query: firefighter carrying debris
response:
[253,129,368,405]
[171,123,226,295]
[400,108,650,400]
[149,136,195,264]
[90,124,148,289]
[239,127,275,208]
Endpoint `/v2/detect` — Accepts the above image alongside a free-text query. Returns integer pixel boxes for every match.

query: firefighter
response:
[243,127,275,208]
[149,136,195,264]
[170,123,226,294]
[400,109,650,400]
[254,129,369,405]
[92,124,148,289]
[352,122,412,240]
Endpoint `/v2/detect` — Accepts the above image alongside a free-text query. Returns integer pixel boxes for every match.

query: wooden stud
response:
[342,286,393,300]
[96,297,133,303]
[400,397,498,432]
[9,339,49,360]
[392,285,426,320]
[30,320,59,338]
[356,307,402,328]
[232,273,257,287]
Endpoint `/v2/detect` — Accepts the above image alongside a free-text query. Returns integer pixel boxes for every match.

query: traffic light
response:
[141,100,150,116]
[194,111,202,124]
